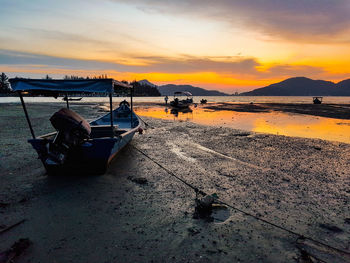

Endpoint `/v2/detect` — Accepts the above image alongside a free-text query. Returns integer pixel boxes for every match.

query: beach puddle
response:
[135,106,350,143]
[211,204,230,223]
[193,196,230,223]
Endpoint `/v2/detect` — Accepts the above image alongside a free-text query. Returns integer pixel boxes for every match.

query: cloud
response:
[0,49,117,70]
[130,55,259,74]
[112,0,350,43]
[0,49,333,81]
[17,28,111,46]
[0,49,259,74]
[259,64,326,79]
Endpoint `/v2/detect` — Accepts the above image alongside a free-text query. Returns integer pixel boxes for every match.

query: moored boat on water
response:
[170,91,193,109]
[62,96,82,101]
[9,78,140,175]
[313,96,323,104]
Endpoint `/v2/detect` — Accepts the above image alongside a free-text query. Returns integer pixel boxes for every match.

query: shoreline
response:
[203,102,350,120]
[0,103,349,262]
[3,97,350,119]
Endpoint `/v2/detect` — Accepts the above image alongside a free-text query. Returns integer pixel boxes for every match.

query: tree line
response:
[0,72,11,94]
[0,72,161,96]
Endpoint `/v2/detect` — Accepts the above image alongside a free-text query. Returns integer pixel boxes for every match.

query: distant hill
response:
[138,79,157,88]
[158,84,228,96]
[240,77,337,96]
[131,80,161,96]
[335,79,350,96]
[129,80,228,96]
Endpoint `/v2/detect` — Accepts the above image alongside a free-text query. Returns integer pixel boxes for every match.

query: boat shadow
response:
[44,144,136,191]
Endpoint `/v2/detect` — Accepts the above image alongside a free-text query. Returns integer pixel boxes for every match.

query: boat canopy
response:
[174,91,192,96]
[9,79,131,93]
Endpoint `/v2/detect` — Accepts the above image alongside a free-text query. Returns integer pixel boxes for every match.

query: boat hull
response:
[29,105,140,175]
[29,130,137,175]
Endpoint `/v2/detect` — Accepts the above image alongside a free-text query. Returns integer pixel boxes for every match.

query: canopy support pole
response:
[109,92,114,137]
[18,92,36,139]
[65,93,69,109]
[130,87,133,128]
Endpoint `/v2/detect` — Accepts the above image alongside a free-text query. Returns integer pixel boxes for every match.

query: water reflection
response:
[134,106,350,143]
[170,107,193,119]
[151,107,195,121]
[3,96,350,104]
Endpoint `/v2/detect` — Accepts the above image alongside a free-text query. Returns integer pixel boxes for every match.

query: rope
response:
[0,219,26,235]
[128,116,350,259]
[135,114,150,127]
[131,144,206,196]
[129,143,350,259]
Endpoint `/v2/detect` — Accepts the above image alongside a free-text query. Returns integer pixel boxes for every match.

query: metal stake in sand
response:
[109,92,114,137]
[18,92,35,139]
[130,86,133,128]
[65,93,69,109]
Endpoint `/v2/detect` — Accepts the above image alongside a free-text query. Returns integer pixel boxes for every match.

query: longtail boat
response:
[170,91,193,109]
[9,79,140,175]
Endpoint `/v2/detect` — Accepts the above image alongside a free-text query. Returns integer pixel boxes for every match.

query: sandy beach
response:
[0,102,350,263]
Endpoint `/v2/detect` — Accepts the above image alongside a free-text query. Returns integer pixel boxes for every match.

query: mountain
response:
[158,84,229,96]
[240,77,337,96]
[335,79,350,96]
[138,79,157,88]
[129,80,229,96]
[131,80,161,96]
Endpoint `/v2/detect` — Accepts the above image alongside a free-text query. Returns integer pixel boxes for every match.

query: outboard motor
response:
[46,108,91,165]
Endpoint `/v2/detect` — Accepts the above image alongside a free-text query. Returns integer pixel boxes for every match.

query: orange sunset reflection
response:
[134,106,350,143]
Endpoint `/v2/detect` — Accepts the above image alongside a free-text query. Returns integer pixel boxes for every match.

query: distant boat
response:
[10,78,140,175]
[170,91,193,109]
[62,96,82,101]
[313,96,323,104]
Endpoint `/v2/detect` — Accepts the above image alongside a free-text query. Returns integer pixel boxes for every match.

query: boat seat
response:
[90,125,119,138]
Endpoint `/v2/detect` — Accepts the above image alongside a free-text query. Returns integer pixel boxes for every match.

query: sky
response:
[1,0,350,93]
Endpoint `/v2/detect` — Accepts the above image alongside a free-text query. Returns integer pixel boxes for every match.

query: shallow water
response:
[2,96,350,143]
[134,106,350,144]
[1,95,350,104]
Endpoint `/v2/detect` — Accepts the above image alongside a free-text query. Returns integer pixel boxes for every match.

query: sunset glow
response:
[1,0,350,92]
[134,106,350,143]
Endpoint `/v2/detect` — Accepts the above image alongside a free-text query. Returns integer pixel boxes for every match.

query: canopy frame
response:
[18,92,36,139]
[12,79,134,139]
[9,79,132,93]
[173,91,193,98]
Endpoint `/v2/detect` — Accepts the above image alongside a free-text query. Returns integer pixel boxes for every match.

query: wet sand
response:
[0,102,349,262]
[203,102,350,120]
[128,101,350,120]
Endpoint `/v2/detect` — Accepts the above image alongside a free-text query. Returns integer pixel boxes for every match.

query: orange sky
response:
[1,0,350,92]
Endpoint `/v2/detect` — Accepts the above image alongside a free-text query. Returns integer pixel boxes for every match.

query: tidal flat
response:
[0,102,349,262]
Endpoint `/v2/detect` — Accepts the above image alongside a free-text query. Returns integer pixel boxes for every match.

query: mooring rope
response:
[129,142,350,259]
[131,143,206,196]
[131,117,350,259]
[136,114,150,127]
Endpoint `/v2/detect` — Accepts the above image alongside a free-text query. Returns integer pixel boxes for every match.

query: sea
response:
[2,95,350,104]
[1,96,350,143]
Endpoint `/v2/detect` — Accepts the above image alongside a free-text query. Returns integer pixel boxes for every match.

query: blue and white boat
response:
[170,91,193,109]
[9,78,141,175]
